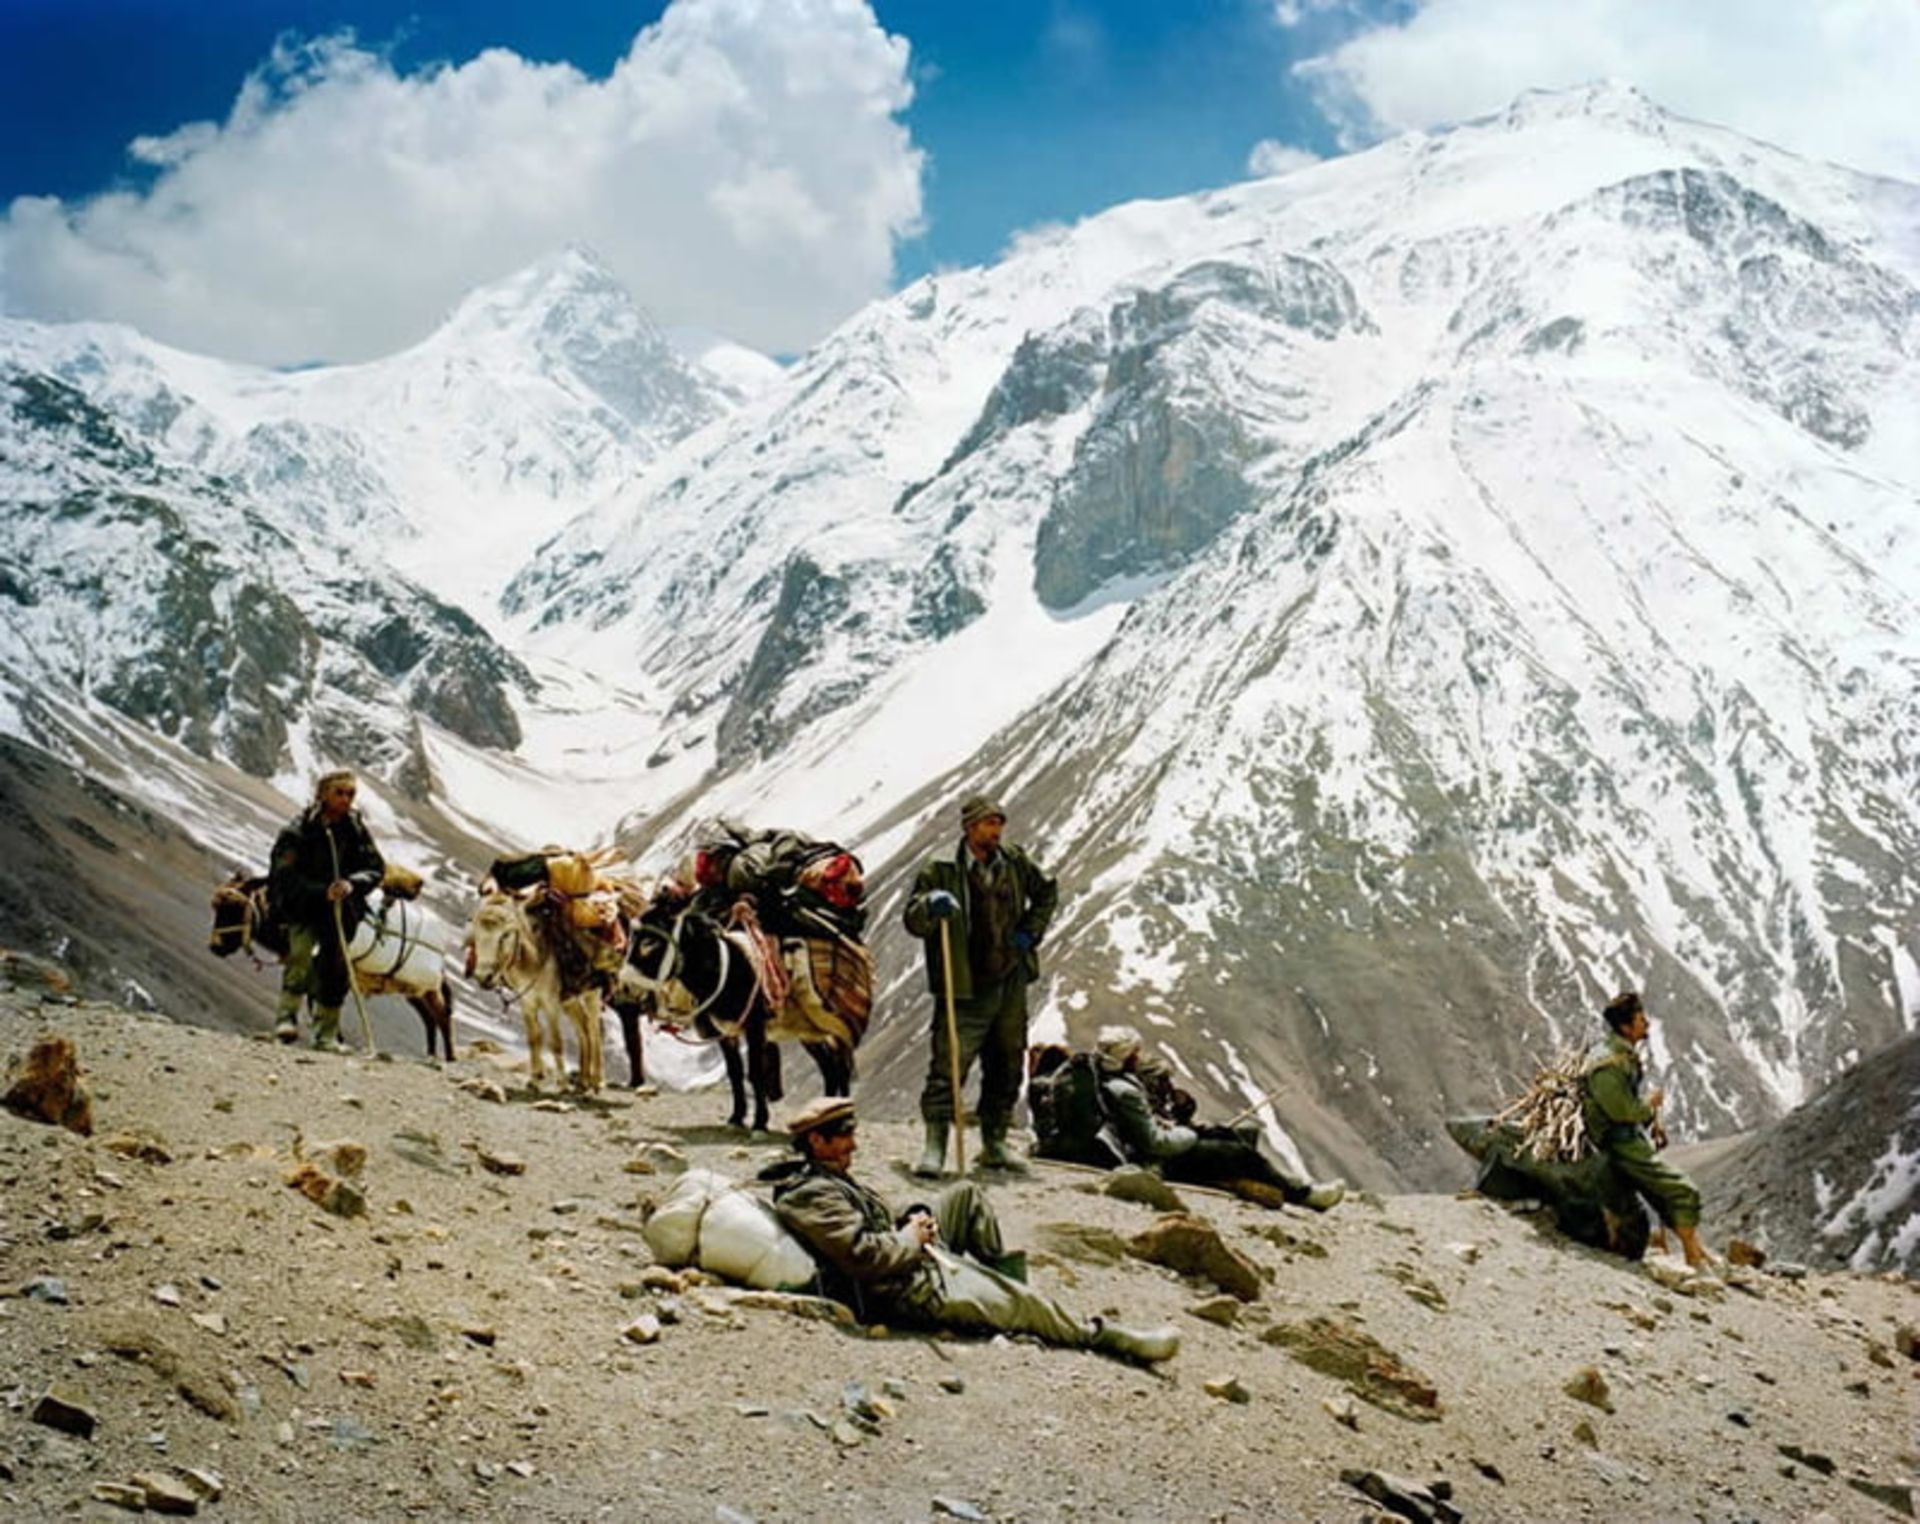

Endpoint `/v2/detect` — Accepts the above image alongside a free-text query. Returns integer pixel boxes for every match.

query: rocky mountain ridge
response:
[0,85,1915,1196]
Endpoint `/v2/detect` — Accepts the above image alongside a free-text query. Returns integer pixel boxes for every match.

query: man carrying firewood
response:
[1582,990,1710,1269]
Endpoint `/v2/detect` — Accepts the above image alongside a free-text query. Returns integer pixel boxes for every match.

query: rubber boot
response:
[1301,1179,1347,1211]
[978,1122,1029,1174]
[311,1005,345,1052]
[913,1121,949,1180]
[1090,1318,1180,1365]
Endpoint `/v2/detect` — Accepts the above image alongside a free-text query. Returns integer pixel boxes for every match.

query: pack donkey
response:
[464,889,615,1093]
[615,892,867,1132]
[209,872,455,1058]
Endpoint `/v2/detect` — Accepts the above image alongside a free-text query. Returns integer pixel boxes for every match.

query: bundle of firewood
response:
[1491,1048,1593,1164]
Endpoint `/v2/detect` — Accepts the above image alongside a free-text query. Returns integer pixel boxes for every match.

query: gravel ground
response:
[2,986,1915,1522]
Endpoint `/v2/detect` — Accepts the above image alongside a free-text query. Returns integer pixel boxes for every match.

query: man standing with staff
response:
[904,795,1058,1177]
[268,770,385,1052]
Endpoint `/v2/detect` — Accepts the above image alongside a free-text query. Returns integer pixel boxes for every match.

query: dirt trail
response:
[2,989,1914,1521]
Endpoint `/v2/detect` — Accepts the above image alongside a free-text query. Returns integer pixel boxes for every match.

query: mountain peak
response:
[437,244,653,348]
[1497,79,1671,134]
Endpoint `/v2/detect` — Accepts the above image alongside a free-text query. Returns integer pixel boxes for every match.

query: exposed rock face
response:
[1694,1030,1920,1275]
[1033,257,1369,611]
[716,555,852,763]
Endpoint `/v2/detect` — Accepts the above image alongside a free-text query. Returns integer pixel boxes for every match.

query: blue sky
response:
[1,1,1909,364]
[2,1,1353,278]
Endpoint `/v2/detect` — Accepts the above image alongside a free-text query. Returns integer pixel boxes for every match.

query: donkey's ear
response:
[479,878,499,895]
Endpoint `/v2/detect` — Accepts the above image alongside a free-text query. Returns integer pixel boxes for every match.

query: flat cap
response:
[959,794,1006,830]
[785,1095,857,1140]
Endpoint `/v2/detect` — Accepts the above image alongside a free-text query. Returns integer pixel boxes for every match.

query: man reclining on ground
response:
[766,1096,1179,1364]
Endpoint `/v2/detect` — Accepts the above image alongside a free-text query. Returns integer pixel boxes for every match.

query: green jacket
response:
[902,840,1058,1001]
[769,1161,935,1321]
[1581,1034,1654,1149]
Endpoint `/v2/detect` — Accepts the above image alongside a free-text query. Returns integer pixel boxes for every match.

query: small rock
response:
[505,1460,535,1479]
[734,1402,770,1418]
[103,1133,174,1165]
[188,1313,226,1337]
[311,1139,367,1178]
[1893,1324,1919,1361]
[1564,1366,1614,1413]
[1844,1478,1915,1516]
[175,1467,223,1502]
[21,1276,70,1304]
[92,1481,148,1510]
[932,1498,989,1522]
[339,1369,377,1389]
[1262,1317,1441,1422]
[3,1036,94,1135]
[329,1416,374,1452]
[1103,1166,1186,1212]
[1128,1213,1263,1301]
[152,1284,182,1308]
[1203,1376,1251,1405]
[715,1508,757,1524]
[1725,1238,1767,1268]
[1726,1409,1751,1428]
[1470,1458,1506,1485]
[1770,1261,1810,1280]
[938,1375,966,1394]
[622,1315,662,1345]
[475,1148,527,1177]
[1446,1242,1481,1265]
[198,1275,222,1293]
[1340,1468,1463,1524]
[1572,1418,1599,1448]
[621,1158,656,1175]
[31,1385,98,1438]
[132,1470,200,1515]
[1186,1296,1243,1328]
[1777,1444,1837,1477]
[473,1460,500,1483]
[457,1078,509,1104]
[1321,1395,1359,1430]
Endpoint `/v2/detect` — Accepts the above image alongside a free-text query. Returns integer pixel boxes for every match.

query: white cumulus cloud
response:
[1290,0,1920,182]
[0,0,925,364]
[1246,140,1321,178]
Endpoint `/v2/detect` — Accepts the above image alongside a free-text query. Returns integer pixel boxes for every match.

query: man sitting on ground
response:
[1095,1027,1346,1211]
[768,1096,1179,1364]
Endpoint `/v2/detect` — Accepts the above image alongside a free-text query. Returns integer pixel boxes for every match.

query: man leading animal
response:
[268,770,385,1051]
[903,794,1058,1176]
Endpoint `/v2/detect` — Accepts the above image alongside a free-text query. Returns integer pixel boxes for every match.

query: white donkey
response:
[465,890,606,1092]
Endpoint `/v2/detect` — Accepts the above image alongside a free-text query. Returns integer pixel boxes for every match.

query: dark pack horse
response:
[615,899,860,1132]
[209,872,456,1059]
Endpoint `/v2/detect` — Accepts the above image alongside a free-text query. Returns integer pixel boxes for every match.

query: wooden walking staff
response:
[937,919,966,1175]
[1220,1079,1293,1131]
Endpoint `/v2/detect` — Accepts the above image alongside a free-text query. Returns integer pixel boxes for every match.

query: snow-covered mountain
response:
[504,83,1920,1183]
[0,245,765,801]
[3,84,1915,1189]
